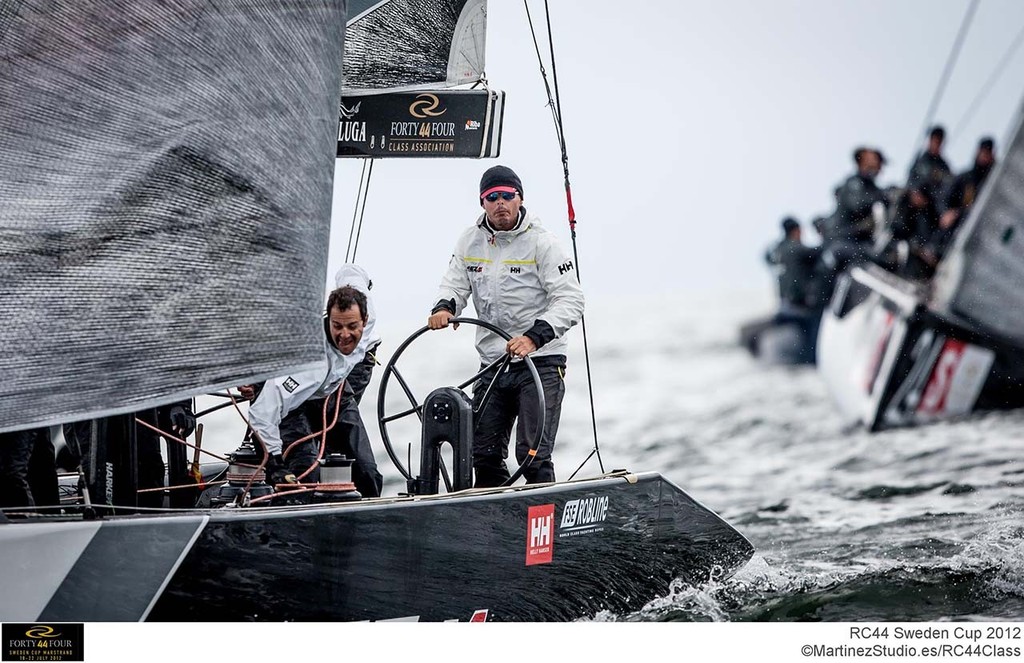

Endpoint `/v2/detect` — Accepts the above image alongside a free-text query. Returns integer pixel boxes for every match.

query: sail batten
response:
[0,1,348,432]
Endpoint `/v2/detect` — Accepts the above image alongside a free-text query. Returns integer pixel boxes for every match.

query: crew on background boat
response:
[927,136,998,265]
[764,217,824,356]
[247,284,383,497]
[827,146,889,257]
[427,165,585,487]
[812,146,891,306]
[883,174,941,280]
[747,118,1001,374]
[766,217,822,313]
[907,124,952,201]
[0,427,57,509]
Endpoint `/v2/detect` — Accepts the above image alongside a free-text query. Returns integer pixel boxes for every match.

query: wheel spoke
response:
[457,353,508,390]
[391,366,423,422]
[472,353,511,416]
[381,403,423,424]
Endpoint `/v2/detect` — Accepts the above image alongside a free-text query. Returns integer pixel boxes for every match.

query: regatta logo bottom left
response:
[2,624,84,662]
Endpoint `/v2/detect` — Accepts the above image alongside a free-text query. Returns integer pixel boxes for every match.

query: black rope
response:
[524,0,605,476]
[523,3,564,155]
[345,158,375,262]
[952,21,1024,138]
[544,1,571,186]
[911,0,979,156]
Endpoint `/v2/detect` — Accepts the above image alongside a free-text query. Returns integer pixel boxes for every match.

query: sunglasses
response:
[483,191,518,202]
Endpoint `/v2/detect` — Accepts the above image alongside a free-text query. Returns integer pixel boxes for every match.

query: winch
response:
[209,441,273,506]
[312,453,361,503]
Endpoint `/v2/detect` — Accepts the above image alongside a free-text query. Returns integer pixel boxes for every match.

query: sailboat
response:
[0,1,753,622]
[816,99,1024,431]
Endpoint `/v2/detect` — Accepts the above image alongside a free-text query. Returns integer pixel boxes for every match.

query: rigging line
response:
[523,1,565,153]
[542,0,601,475]
[952,21,1024,139]
[350,157,375,262]
[911,0,979,158]
[544,0,571,188]
[344,158,369,262]
[524,0,604,474]
[345,158,375,262]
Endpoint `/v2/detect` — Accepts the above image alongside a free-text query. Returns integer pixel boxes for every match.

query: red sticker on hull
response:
[918,339,965,415]
[526,504,554,566]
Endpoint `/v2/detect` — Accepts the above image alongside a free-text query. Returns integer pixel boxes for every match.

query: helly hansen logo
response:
[509,266,521,274]
[558,260,574,275]
[526,504,554,566]
[282,377,299,393]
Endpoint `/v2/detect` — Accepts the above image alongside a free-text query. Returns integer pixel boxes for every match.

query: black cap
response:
[979,136,995,151]
[479,165,524,199]
[781,217,799,233]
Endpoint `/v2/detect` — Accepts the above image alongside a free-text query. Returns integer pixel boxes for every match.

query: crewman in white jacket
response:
[428,165,585,486]
[248,281,381,496]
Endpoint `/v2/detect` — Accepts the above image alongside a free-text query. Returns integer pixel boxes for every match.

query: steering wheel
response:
[376,317,546,489]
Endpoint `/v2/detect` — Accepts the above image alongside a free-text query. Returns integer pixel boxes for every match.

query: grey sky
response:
[327,0,1024,326]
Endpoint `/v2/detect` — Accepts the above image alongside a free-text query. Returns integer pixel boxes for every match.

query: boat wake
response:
[586,513,1024,622]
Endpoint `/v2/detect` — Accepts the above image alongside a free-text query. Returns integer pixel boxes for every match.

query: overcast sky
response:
[326,0,1024,329]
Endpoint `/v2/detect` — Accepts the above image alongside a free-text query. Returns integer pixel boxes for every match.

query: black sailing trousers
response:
[471,357,565,487]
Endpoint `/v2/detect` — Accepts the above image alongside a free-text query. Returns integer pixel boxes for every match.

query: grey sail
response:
[930,99,1024,344]
[343,0,486,92]
[0,1,348,433]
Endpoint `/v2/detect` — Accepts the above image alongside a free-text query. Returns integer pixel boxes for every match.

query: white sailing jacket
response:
[435,209,585,364]
[248,264,377,456]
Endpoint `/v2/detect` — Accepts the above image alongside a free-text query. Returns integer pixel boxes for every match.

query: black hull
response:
[739,314,817,366]
[1,473,752,622]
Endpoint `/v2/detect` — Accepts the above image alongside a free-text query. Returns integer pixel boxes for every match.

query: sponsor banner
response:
[558,496,609,538]
[337,89,504,158]
[3,624,84,662]
[917,339,995,418]
[526,504,554,566]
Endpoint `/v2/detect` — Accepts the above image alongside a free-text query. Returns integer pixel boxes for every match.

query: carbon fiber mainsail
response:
[0,2,348,432]
[343,0,486,92]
